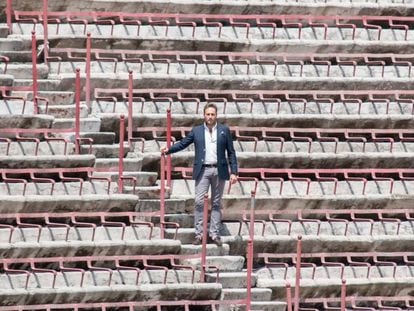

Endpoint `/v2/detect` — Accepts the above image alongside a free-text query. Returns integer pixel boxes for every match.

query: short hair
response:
[203,103,218,114]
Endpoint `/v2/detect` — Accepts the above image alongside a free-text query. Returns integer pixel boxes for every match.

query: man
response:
[161,103,238,246]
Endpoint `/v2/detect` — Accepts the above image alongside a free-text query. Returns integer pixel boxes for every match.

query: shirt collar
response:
[204,122,217,131]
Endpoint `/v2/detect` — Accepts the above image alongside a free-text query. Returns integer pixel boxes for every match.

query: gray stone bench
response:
[0,194,139,213]
[0,282,221,305]
[258,277,414,300]
[92,99,414,116]
[0,269,200,289]
[0,239,180,258]
[46,60,414,80]
[169,179,414,197]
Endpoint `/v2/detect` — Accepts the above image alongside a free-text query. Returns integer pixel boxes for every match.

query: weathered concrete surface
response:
[221,288,272,301]
[52,73,414,96]
[0,239,181,258]
[0,141,73,156]
[0,154,95,169]
[142,151,414,171]
[4,0,414,16]
[0,194,139,213]
[224,235,414,257]
[1,269,200,289]
[258,277,414,300]
[182,255,245,272]
[206,272,257,288]
[0,283,222,305]
[0,74,13,87]
[0,114,54,129]
[5,64,48,79]
[100,113,414,131]
[137,195,414,214]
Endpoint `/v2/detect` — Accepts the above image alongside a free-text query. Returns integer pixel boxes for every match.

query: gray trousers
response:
[194,166,226,238]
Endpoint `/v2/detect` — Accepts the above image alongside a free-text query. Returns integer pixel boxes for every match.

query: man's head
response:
[204,103,217,128]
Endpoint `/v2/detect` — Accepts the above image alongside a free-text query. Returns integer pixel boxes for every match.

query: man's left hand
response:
[230,174,238,185]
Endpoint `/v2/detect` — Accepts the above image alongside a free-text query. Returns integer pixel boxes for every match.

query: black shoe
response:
[211,236,223,247]
[193,236,202,245]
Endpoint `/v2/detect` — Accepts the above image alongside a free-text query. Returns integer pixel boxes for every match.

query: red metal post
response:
[200,193,209,282]
[166,109,172,188]
[340,279,346,311]
[159,153,165,239]
[294,235,302,311]
[128,71,133,144]
[85,32,91,109]
[75,68,81,154]
[246,190,256,311]
[118,115,125,193]
[286,282,293,311]
[6,0,12,34]
[42,0,48,64]
[31,31,38,114]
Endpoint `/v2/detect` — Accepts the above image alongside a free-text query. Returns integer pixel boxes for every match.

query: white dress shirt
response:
[204,122,217,165]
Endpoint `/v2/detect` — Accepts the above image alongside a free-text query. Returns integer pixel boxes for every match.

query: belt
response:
[203,164,217,168]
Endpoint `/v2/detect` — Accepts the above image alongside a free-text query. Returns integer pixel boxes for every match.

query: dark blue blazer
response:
[166,123,238,180]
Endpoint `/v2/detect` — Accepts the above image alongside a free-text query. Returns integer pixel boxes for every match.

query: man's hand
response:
[230,174,238,185]
[160,146,168,154]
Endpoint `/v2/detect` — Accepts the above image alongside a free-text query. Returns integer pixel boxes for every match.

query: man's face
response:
[204,107,217,127]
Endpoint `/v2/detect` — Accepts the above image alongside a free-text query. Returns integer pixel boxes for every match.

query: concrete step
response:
[0,50,32,62]
[206,271,257,288]
[13,91,75,106]
[6,2,410,16]
[223,219,411,237]
[0,154,95,169]
[0,194,138,213]
[169,178,414,198]
[0,226,160,244]
[225,235,414,257]
[141,139,414,154]
[14,78,62,92]
[0,114,54,131]
[97,97,414,118]
[0,38,30,51]
[0,181,115,196]
[147,152,414,173]
[57,61,413,80]
[0,74,13,87]
[5,64,48,79]
[0,239,180,258]
[93,171,158,186]
[136,199,189,214]
[79,132,115,145]
[219,301,287,311]
[94,157,142,171]
[102,113,414,131]
[1,269,201,289]
[258,277,414,300]
[221,288,272,301]
[0,283,221,306]
[39,104,89,118]
[0,24,9,38]
[80,144,130,158]
[125,185,164,199]
[0,141,73,156]
[180,244,230,257]
[0,99,36,115]
[157,213,194,228]
[52,117,101,134]
[52,72,414,96]
[137,195,414,215]
[182,255,245,273]
[257,265,414,281]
